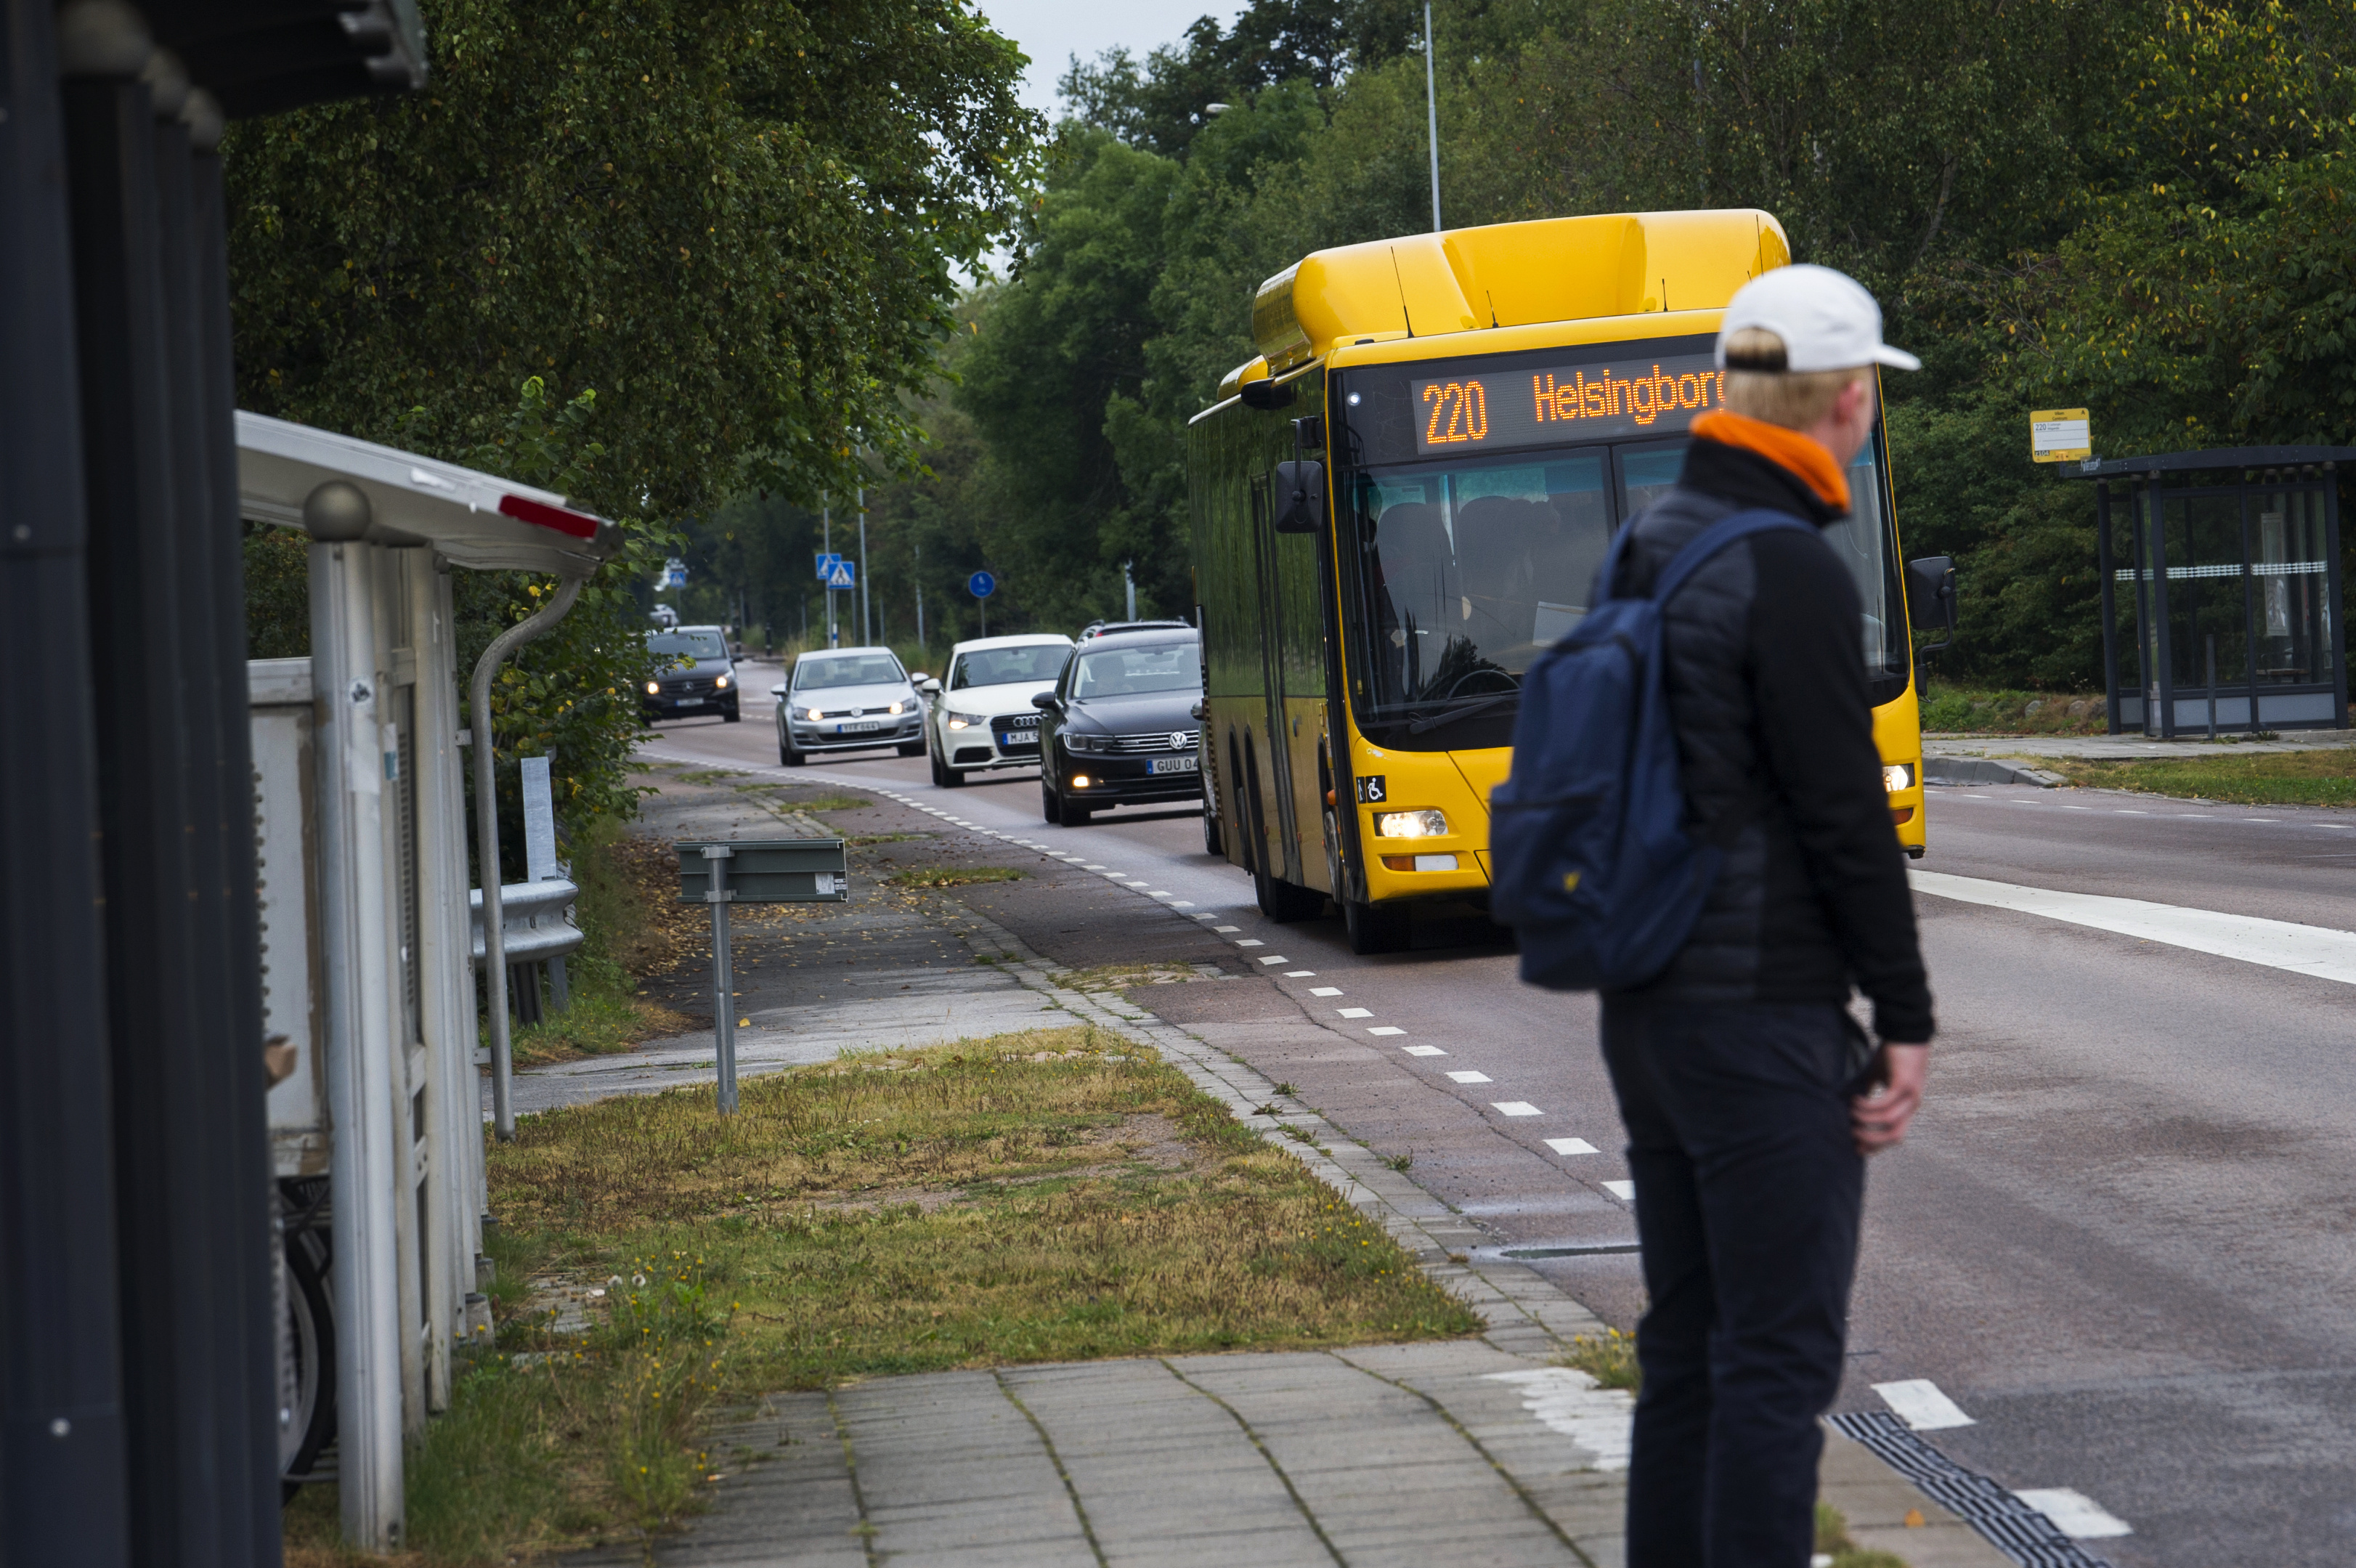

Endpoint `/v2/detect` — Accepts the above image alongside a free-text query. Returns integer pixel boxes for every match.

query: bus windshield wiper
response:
[1406,691,1519,735]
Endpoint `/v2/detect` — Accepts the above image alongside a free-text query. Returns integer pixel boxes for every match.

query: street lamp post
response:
[1423,1,1442,232]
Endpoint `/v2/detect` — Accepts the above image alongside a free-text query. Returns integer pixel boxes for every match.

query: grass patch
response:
[1057,962,1216,991]
[504,821,694,1068]
[1816,1502,1909,1567]
[1918,681,2103,736]
[489,1025,1477,1392]
[2044,749,2356,807]
[886,865,1024,888]
[1555,1326,1641,1392]
[674,768,745,785]
[795,793,872,812]
[848,832,930,847]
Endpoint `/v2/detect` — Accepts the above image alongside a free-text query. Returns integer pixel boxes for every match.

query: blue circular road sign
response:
[968,571,996,598]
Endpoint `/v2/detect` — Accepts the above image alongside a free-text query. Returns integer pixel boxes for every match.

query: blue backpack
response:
[1489,509,1813,991]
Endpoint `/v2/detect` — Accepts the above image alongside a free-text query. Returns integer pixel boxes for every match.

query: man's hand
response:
[1851,1044,1928,1155]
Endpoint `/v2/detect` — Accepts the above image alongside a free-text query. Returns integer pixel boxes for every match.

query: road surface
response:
[641,681,2356,1565]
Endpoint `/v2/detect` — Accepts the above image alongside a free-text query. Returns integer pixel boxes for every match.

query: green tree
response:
[226,0,1040,519]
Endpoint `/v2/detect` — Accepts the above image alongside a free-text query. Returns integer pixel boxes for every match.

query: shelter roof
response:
[2071,447,2356,479]
[236,410,620,577]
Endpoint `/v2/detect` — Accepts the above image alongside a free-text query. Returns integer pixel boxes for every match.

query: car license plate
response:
[838,720,883,734]
[996,731,1038,749]
[1149,755,1199,774]
[675,697,704,707]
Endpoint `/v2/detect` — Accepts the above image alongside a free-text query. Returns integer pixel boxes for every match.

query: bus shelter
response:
[2081,447,2354,736]
[237,410,617,1545]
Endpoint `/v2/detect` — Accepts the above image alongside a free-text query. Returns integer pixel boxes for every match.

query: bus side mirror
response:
[1906,556,1957,631]
[1240,378,1295,410]
[1272,460,1323,534]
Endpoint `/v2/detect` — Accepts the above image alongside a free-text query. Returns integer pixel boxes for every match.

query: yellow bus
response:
[1188,210,1928,953]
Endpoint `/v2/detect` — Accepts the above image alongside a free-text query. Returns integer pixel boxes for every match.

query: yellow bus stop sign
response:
[2031,408,2092,463]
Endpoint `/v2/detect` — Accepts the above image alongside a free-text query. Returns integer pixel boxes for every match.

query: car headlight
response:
[1374,809,1448,838]
[887,699,904,715]
[1884,764,1913,792]
[715,674,730,689]
[645,681,661,695]
[805,707,825,721]
[946,710,983,730]
[1065,731,1106,754]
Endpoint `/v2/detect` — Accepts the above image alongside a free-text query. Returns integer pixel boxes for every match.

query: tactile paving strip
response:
[1826,1411,2115,1568]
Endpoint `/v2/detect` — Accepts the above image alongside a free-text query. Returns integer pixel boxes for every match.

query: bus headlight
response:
[946,710,982,730]
[1374,809,1448,838]
[1884,764,1913,792]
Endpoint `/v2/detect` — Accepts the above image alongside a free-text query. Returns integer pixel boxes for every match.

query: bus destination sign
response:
[1412,351,1726,455]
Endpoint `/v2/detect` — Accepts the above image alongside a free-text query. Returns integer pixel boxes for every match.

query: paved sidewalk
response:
[1927,728,2356,762]
[540,768,2013,1568]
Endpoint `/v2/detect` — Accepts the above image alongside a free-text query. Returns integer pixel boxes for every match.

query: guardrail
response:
[466,878,583,965]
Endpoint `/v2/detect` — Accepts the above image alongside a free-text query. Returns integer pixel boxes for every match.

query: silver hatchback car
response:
[771,646,925,766]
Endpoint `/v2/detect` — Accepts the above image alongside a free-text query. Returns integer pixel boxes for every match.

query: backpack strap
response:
[1650,508,1817,604]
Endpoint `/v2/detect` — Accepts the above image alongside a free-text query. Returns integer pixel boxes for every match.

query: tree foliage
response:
[226,0,1039,517]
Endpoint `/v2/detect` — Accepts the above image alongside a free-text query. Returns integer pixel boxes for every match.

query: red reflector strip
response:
[497,492,601,540]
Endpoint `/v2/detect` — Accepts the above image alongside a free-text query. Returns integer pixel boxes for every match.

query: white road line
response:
[2014,1488,2132,1539]
[1236,939,1265,948]
[1368,1025,1405,1036]
[1912,869,2356,986]
[1872,1378,1975,1431]
[1212,925,1240,933]
[1256,955,1288,965]
[1545,1138,1599,1155]
[1491,1101,1542,1117]
[1309,986,1343,996]
[1402,1044,1447,1057]
[1336,1007,1372,1018]
[1193,914,1219,921]
[1601,1179,1635,1200]
[1446,1071,1492,1084]
[1283,969,1314,977]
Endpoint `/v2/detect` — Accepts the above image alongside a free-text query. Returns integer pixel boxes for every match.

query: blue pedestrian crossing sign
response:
[826,559,857,589]
[813,552,842,580]
[968,570,996,599]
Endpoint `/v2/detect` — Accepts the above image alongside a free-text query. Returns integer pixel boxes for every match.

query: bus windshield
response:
[1339,435,1906,728]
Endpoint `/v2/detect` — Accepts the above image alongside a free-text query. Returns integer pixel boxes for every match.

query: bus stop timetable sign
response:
[2031,409,2091,463]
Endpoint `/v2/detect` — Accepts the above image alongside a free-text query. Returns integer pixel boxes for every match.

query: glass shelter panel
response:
[2160,493,2250,691]
[2253,487,2332,686]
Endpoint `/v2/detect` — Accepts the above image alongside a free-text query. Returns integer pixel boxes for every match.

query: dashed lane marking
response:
[1336,1007,1372,1018]
[1401,1045,1447,1057]
[1545,1138,1599,1155]
[1912,868,2356,986]
[1212,925,1240,933]
[1445,1071,1491,1084]
[1236,939,1265,948]
[1491,1101,1543,1117]
[1872,1378,1975,1431]
[1601,1179,1634,1201]
[1283,969,1314,977]
[1256,955,1288,965]
[1309,986,1343,996]
[1367,1025,1405,1036]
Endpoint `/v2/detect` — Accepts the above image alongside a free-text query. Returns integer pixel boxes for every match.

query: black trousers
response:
[1600,993,1865,1568]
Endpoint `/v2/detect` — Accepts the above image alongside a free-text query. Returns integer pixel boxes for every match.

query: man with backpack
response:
[1494,264,1933,1566]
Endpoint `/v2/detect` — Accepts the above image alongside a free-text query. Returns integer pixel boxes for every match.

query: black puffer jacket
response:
[1608,434,1933,1043]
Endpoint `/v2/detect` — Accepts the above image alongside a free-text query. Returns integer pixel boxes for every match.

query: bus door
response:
[1248,470,1304,882]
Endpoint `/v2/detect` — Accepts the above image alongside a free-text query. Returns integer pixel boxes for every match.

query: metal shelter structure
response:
[2080,448,2354,737]
[1,4,427,1564]
[236,412,616,1543]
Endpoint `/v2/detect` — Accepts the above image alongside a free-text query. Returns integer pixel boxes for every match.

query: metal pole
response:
[857,484,870,646]
[471,574,586,1143]
[1125,560,1137,621]
[706,845,738,1113]
[2206,633,2218,740]
[915,540,926,651]
[1423,1,1442,232]
[2095,481,2121,734]
[823,503,837,648]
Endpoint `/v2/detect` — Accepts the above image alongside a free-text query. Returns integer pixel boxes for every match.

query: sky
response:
[974,0,1247,118]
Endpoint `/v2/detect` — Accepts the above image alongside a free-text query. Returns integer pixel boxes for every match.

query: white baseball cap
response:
[1716,264,1920,373]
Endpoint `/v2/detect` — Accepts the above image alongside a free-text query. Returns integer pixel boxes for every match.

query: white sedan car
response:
[919,633,1074,787]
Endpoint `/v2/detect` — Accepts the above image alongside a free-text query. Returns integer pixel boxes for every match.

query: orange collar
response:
[1691,410,1850,512]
